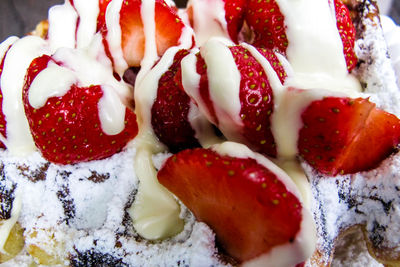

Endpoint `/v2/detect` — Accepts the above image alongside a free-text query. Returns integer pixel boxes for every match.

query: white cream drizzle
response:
[199,38,244,142]
[105,0,128,76]
[212,142,316,266]
[0,36,18,62]
[73,0,100,49]
[130,0,191,240]
[1,36,50,155]
[0,191,22,254]
[48,1,78,51]
[187,0,230,46]
[187,101,221,148]
[28,47,129,136]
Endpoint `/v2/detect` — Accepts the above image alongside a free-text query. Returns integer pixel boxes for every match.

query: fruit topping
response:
[117,0,186,67]
[245,0,357,72]
[298,97,400,175]
[246,0,287,53]
[0,46,12,149]
[158,142,311,264]
[151,49,201,152]
[22,52,138,165]
[186,42,287,157]
[223,0,247,43]
[334,0,357,72]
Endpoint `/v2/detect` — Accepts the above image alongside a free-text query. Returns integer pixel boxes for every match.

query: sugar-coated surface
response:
[0,147,228,266]
[305,3,400,265]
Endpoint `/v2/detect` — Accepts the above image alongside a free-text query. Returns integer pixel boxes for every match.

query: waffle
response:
[0,0,399,266]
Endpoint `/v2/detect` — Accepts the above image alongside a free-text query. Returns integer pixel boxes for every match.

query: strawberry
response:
[97,0,112,32]
[245,0,357,72]
[224,0,247,43]
[151,49,201,152]
[187,0,246,44]
[193,45,287,157]
[22,55,138,165]
[117,0,186,67]
[245,0,287,53]
[334,0,357,72]
[298,97,400,175]
[0,45,12,149]
[157,144,303,263]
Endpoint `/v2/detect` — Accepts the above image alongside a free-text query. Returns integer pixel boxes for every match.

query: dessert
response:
[0,0,399,266]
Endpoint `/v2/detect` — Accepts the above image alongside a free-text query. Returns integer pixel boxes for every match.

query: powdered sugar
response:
[0,147,227,266]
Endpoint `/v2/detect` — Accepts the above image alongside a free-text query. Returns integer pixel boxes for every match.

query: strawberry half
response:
[23,54,138,165]
[298,97,400,175]
[245,0,357,72]
[157,143,305,263]
[0,45,13,149]
[245,0,287,53]
[223,0,247,43]
[118,0,186,67]
[97,0,112,32]
[334,0,357,72]
[151,49,201,152]
[192,44,286,157]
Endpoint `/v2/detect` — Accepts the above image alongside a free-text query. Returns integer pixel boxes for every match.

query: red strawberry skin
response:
[245,0,287,53]
[158,146,302,262]
[223,0,247,43]
[298,97,400,175]
[151,49,201,152]
[245,0,357,72]
[97,0,112,32]
[334,0,357,72]
[119,0,185,67]
[23,55,138,165]
[0,46,13,149]
[233,46,286,157]
[195,45,286,157]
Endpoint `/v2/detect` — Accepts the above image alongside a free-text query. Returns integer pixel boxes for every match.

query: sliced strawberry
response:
[193,45,287,157]
[245,0,287,53]
[0,45,12,149]
[334,0,357,72]
[23,55,138,165]
[97,0,112,32]
[245,0,357,72]
[119,0,185,66]
[151,49,201,152]
[224,0,247,43]
[157,145,303,263]
[298,97,400,175]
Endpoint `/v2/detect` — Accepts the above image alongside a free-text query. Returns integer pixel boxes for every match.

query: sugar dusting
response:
[0,147,227,266]
[304,2,400,265]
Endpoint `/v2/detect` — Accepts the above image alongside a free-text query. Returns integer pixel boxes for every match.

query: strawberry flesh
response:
[298,97,400,175]
[158,147,302,262]
[151,49,201,152]
[23,55,138,165]
[119,0,185,67]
